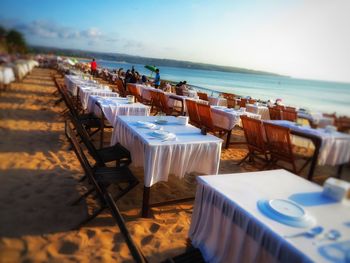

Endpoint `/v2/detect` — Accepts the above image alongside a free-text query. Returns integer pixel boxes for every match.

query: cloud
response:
[0,18,104,41]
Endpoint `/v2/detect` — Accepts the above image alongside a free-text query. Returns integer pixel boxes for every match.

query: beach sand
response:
[0,68,349,263]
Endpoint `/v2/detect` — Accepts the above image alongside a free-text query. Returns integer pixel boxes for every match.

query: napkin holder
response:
[322,178,350,202]
[177,116,189,125]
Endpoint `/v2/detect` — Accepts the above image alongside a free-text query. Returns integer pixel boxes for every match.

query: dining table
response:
[211,106,261,148]
[111,115,223,217]
[246,103,271,120]
[266,120,350,180]
[87,96,150,126]
[189,169,350,263]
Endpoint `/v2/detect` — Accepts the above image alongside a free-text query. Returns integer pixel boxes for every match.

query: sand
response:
[0,68,349,263]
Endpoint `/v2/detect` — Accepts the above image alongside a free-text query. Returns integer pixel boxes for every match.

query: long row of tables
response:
[64,73,350,262]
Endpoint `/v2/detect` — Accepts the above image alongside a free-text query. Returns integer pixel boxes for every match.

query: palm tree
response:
[6,29,27,54]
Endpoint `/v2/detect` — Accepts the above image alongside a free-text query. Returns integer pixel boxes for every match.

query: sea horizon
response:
[80,58,350,116]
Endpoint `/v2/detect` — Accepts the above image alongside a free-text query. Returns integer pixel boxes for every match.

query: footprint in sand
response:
[58,241,79,255]
[141,235,153,246]
[86,229,96,239]
[149,223,160,234]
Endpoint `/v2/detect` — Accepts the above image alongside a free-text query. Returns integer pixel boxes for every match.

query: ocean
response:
[84,59,350,116]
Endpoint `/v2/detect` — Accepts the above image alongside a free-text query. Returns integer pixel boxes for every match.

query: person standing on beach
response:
[90,58,97,76]
[154,68,160,88]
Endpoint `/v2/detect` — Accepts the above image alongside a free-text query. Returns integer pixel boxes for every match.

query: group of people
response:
[89,58,191,94]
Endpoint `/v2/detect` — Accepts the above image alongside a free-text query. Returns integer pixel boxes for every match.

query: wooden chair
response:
[127,83,148,104]
[69,113,131,168]
[264,122,311,174]
[95,100,114,149]
[248,99,256,104]
[274,105,285,110]
[238,116,269,167]
[158,92,181,116]
[149,90,162,115]
[268,107,282,120]
[115,78,126,97]
[336,116,350,133]
[282,108,297,122]
[197,92,209,101]
[185,99,201,127]
[221,93,236,108]
[285,106,296,111]
[64,121,138,228]
[238,98,247,108]
[197,103,231,146]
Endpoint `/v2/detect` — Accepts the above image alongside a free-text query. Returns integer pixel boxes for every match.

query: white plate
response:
[257,199,316,228]
[136,121,156,129]
[155,119,168,124]
[150,130,176,140]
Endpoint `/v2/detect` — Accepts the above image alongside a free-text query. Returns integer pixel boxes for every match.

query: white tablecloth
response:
[246,104,271,120]
[0,67,15,84]
[298,112,334,128]
[87,96,150,126]
[64,75,99,96]
[209,97,228,107]
[211,106,261,130]
[189,170,350,263]
[268,120,350,166]
[111,116,222,187]
[77,85,116,110]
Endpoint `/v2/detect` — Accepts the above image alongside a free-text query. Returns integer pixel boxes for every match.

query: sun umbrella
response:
[144,65,158,76]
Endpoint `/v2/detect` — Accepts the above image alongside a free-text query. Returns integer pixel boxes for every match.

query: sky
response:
[1,0,350,82]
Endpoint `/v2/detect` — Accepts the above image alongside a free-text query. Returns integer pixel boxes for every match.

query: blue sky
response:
[1,0,350,82]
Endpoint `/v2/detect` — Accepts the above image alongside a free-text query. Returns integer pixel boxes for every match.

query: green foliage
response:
[6,30,27,54]
[0,26,6,38]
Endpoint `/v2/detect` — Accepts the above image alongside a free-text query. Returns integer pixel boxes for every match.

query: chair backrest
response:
[221,93,236,108]
[185,99,201,127]
[65,120,146,263]
[263,122,295,164]
[149,90,162,109]
[127,84,143,103]
[197,103,215,130]
[268,107,282,120]
[65,120,95,177]
[285,106,296,112]
[116,78,126,97]
[248,99,256,104]
[54,78,80,119]
[221,93,236,100]
[274,105,285,110]
[238,98,247,108]
[68,113,105,166]
[158,92,171,114]
[197,92,209,101]
[240,116,266,153]
[282,109,297,122]
[336,116,350,132]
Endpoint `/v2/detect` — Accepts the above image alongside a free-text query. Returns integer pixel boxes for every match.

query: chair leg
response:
[237,153,250,165]
[78,174,87,182]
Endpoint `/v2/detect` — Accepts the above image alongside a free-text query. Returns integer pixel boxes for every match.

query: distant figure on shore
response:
[90,58,97,76]
[154,68,160,88]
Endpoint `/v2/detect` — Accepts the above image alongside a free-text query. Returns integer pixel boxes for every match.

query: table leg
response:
[336,165,344,179]
[142,186,151,218]
[225,130,232,149]
[307,137,321,181]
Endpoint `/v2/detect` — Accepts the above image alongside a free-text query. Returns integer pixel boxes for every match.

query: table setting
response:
[189,169,350,263]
